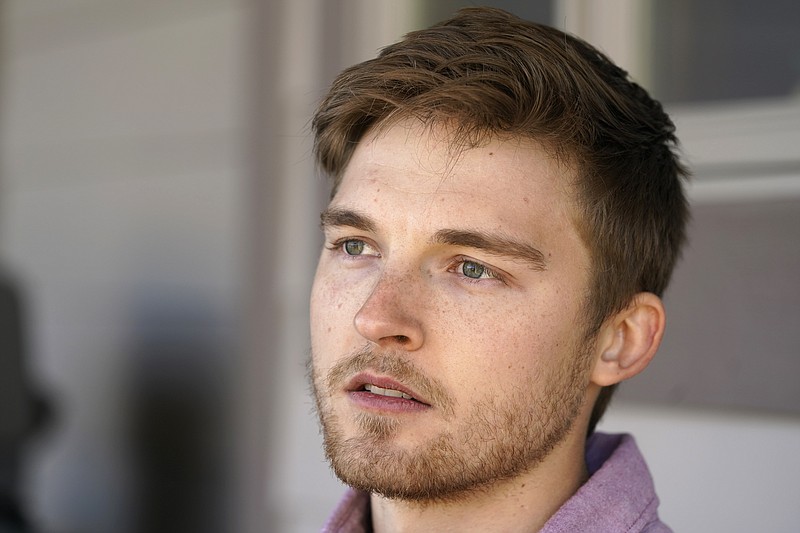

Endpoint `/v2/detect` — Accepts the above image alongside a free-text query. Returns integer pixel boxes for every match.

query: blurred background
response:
[0,1,798,532]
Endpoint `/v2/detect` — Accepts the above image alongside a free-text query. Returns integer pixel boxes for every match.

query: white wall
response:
[600,404,800,533]
[0,1,248,531]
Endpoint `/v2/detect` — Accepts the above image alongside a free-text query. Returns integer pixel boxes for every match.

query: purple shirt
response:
[322,432,671,532]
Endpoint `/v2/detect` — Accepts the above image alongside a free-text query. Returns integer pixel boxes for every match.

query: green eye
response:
[461,261,486,279]
[344,240,366,255]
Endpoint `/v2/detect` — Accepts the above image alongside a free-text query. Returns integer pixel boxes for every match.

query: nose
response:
[353,271,424,351]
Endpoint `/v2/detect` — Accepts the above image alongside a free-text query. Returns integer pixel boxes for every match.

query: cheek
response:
[310,272,343,353]
[440,294,582,386]
[310,267,368,353]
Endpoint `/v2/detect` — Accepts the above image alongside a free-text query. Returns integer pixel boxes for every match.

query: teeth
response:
[364,383,413,400]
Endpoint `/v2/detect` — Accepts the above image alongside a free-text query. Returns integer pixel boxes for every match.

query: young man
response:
[309,7,688,532]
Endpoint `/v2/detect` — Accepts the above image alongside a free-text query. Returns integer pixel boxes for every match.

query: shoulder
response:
[540,432,671,533]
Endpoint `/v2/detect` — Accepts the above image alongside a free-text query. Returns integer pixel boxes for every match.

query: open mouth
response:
[346,373,432,409]
[363,383,415,400]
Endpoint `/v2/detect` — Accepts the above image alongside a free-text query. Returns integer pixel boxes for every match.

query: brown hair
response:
[312,7,689,434]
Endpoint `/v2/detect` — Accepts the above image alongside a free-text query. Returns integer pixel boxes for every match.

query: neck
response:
[369,432,589,533]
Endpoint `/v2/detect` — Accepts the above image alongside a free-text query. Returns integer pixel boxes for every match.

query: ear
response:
[590,292,666,387]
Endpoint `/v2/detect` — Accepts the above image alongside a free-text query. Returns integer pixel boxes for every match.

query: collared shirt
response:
[321,432,671,532]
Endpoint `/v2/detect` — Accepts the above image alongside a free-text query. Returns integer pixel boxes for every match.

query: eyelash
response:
[448,256,507,285]
[326,238,507,285]
[326,237,378,258]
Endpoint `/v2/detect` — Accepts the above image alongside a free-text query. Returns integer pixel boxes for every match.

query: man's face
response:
[310,119,596,501]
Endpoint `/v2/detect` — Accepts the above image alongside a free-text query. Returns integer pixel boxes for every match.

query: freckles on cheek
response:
[312,279,361,339]
[489,312,552,372]
[311,295,335,336]
[314,272,345,307]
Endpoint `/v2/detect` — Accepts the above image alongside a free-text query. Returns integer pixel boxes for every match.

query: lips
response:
[347,373,430,406]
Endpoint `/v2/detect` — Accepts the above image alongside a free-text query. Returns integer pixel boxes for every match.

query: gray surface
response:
[651,0,800,104]
[619,198,800,413]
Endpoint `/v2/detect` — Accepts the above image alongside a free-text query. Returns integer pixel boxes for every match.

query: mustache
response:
[324,345,455,417]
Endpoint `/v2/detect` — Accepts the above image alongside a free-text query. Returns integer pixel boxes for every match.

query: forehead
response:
[333,119,580,230]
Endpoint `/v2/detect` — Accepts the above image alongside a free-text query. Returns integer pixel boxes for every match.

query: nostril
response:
[393,335,410,343]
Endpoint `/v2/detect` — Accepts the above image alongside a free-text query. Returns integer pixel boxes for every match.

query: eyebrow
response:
[320,207,376,232]
[320,207,548,271]
[433,229,548,271]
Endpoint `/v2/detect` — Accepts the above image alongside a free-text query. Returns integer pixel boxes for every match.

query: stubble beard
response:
[310,343,591,503]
